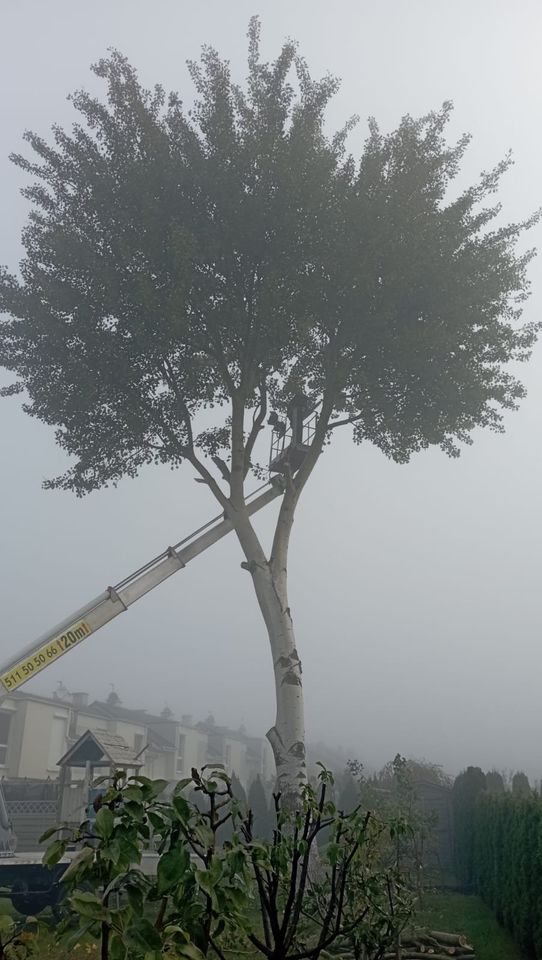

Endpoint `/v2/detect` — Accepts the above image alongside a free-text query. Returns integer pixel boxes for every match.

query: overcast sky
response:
[1,0,542,780]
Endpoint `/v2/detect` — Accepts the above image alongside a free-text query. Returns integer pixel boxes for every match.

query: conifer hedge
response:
[453,778,542,957]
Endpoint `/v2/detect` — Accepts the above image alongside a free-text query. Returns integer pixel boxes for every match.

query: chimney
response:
[72,692,88,710]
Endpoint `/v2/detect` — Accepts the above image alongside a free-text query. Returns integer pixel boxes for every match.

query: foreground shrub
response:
[42,766,414,960]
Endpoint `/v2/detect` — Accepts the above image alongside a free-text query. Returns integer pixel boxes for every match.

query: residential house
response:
[0,689,272,790]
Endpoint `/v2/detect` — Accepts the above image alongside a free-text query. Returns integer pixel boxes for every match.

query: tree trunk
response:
[264,573,305,799]
[250,559,306,802]
[233,510,306,803]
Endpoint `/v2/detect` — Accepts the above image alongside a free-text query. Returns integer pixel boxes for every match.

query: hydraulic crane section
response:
[0,481,283,700]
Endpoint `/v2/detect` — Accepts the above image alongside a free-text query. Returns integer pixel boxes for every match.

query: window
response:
[0,712,11,766]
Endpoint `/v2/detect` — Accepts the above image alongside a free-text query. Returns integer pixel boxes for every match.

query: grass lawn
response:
[416,892,525,960]
[0,890,526,960]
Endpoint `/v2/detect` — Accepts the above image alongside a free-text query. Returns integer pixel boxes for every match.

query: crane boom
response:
[0,480,283,700]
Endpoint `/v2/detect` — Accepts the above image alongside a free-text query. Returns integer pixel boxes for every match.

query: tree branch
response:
[243,380,267,478]
[161,357,196,449]
[327,413,364,431]
[248,932,273,958]
[183,292,237,396]
[229,390,247,508]
[270,390,336,567]
[209,937,228,960]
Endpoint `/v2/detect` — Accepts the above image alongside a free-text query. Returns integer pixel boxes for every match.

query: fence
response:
[5,799,58,852]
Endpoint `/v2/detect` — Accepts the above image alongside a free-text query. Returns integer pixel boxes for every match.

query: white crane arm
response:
[0,480,283,699]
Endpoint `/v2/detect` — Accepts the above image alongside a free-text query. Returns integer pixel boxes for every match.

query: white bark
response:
[253,562,306,800]
[232,508,306,802]
[222,393,335,803]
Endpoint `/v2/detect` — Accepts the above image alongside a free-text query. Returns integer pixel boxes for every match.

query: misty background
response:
[1,0,541,779]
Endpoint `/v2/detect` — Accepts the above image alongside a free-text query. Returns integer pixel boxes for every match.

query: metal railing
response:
[269,413,317,466]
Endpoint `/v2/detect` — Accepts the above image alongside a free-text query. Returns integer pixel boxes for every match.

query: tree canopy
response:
[512,771,531,797]
[0,19,538,499]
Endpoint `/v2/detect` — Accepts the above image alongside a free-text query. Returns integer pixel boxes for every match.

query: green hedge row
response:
[453,776,542,958]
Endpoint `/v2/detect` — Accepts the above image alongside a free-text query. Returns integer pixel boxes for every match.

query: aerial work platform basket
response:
[269,395,317,475]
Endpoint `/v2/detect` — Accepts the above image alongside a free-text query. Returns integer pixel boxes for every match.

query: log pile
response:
[383,928,476,960]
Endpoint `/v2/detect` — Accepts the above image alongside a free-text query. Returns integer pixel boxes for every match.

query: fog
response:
[1,0,542,780]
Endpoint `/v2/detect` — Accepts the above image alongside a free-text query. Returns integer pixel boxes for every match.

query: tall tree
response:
[338,764,362,813]
[0,21,538,802]
[230,772,247,810]
[452,766,487,885]
[217,771,247,845]
[485,770,505,794]
[512,771,531,797]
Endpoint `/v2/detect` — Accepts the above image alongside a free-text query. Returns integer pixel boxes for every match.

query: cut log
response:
[384,954,474,960]
[427,932,471,949]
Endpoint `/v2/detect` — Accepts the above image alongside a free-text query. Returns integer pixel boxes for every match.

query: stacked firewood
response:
[383,928,476,960]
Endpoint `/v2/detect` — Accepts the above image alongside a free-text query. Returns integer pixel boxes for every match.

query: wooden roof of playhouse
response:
[57,729,144,769]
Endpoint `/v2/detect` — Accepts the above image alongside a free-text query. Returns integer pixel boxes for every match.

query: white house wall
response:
[0,693,272,792]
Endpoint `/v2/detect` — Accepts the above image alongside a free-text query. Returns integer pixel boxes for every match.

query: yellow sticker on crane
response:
[0,620,92,693]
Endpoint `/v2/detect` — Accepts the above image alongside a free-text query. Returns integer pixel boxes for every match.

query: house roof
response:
[7,691,265,752]
[84,700,174,725]
[7,690,72,709]
[195,719,263,746]
[57,729,144,769]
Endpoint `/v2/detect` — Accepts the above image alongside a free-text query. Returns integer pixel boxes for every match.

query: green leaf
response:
[174,778,193,793]
[148,811,166,832]
[125,917,162,951]
[193,822,214,849]
[92,775,112,786]
[148,779,169,798]
[178,941,206,960]
[118,836,142,866]
[95,805,115,840]
[70,891,107,920]
[212,770,231,783]
[172,795,191,824]
[209,854,222,886]
[126,883,144,914]
[43,839,67,867]
[109,932,127,960]
[157,845,190,895]
[226,886,246,910]
[195,868,213,895]
[123,785,144,802]
[39,826,62,843]
[327,842,340,867]
[102,838,122,865]
[164,923,190,937]
[123,799,145,820]
[60,844,95,882]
